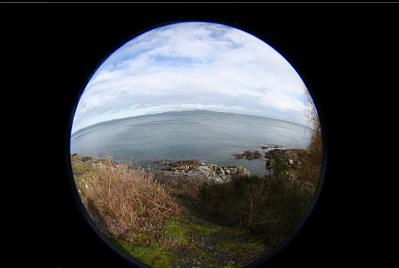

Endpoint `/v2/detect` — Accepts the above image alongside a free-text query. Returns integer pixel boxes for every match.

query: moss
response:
[164,218,221,245]
[110,218,267,268]
[72,160,97,181]
[71,161,93,176]
[221,239,265,262]
[164,219,191,245]
[192,248,221,266]
[71,160,100,197]
[162,218,267,266]
[222,240,240,251]
[189,221,222,236]
[113,238,173,268]
[245,240,265,252]
[131,233,155,245]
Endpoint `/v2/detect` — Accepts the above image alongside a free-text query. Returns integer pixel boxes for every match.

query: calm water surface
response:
[71,111,311,176]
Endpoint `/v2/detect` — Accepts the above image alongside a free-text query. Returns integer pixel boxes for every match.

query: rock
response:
[264,149,282,159]
[208,175,225,183]
[155,159,251,184]
[265,148,309,173]
[154,160,171,165]
[233,150,262,160]
[209,164,218,171]
[235,166,251,177]
[173,160,202,167]
[190,166,213,175]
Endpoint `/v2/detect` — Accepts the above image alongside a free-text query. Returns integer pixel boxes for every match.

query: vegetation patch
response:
[113,238,174,268]
[71,122,321,268]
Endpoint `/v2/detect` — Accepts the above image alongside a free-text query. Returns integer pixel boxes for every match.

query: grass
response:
[113,237,174,268]
[110,216,265,267]
[164,219,192,245]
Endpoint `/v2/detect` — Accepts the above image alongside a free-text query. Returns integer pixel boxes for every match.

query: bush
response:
[186,168,313,247]
[78,164,182,238]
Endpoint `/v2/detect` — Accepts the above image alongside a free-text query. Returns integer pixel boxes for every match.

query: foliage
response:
[75,161,182,238]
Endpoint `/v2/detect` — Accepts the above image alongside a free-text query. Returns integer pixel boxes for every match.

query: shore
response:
[71,143,319,267]
[71,154,268,267]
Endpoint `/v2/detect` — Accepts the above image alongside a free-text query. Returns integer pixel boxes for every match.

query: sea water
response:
[71,110,311,176]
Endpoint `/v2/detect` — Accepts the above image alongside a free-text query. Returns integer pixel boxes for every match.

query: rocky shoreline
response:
[232,145,310,181]
[147,144,305,184]
[153,159,251,184]
[71,140,318,267]
[71,154,252,184]
[72,144,307,185]
[233,144,283,161]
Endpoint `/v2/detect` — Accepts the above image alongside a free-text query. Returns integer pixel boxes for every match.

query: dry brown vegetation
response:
[296,92,323,188]
[73,157,268,267]
[77,162,182,238]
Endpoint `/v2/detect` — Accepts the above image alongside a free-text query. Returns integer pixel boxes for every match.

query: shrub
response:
[185,168,313,247]
[78,164,182,238]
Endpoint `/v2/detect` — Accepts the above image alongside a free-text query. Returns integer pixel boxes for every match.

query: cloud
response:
[72,22,314,133]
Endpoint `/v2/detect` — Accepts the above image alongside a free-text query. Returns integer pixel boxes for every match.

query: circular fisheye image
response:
[70,22,323,267]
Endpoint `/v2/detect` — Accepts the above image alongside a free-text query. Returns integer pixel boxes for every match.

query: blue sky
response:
[72,22,314,133]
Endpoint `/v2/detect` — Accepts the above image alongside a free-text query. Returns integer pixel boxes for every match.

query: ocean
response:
[71,110,312,177]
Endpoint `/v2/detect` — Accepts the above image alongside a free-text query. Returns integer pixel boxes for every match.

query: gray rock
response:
[233,150,262,160]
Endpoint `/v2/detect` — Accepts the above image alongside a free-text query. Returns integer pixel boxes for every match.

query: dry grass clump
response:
[79,164,182,238]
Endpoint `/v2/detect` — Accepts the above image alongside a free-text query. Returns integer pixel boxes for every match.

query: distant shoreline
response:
[72,109,310,136]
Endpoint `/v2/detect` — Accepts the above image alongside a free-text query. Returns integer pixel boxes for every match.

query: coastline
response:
[71,142,311,185]
[70,142,319,267]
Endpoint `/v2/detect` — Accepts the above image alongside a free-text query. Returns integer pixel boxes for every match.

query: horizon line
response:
[71,109,310,136]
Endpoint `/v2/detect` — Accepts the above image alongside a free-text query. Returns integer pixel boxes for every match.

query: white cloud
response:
[72,22,314,133]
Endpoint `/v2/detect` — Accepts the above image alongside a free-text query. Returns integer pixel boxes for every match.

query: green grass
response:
[110,217,266,267]
[113,238,174,268]
[164,219,191,245]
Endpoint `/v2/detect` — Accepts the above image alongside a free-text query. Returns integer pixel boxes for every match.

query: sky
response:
[72,22,314,134]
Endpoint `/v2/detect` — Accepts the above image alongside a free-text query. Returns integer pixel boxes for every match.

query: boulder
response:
[235,166,251,177]
[264,149,282,159]
[156,159,251,184]
[233,150,262,160]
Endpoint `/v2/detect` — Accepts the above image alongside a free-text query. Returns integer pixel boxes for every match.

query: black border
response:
[3,2,392,267]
